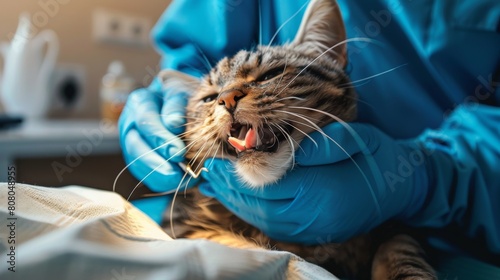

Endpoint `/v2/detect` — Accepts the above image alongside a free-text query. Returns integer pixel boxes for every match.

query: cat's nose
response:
[218,89,246,112]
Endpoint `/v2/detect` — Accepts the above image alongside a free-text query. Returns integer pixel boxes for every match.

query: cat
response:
[158,0,436,279]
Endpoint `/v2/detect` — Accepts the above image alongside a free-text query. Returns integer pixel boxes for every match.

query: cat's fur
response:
[159,0,436,279]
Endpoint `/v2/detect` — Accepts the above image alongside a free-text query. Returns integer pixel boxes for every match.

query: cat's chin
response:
[233,146,293,187]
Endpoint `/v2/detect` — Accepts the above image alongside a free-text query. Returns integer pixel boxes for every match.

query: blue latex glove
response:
[200,123,429,244]
[118,80,197,223]
[201,105,500,251]
[119,82,187,190]
[119,0,259,222]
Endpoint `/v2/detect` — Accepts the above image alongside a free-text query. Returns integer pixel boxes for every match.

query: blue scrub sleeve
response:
[150,0,261,80]
[410,103,500,253]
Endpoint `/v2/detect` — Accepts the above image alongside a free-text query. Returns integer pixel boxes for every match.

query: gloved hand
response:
[118,80,197,223]
[200,122,432,244]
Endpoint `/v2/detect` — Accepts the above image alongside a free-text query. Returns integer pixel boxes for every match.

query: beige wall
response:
[0,0,170,119]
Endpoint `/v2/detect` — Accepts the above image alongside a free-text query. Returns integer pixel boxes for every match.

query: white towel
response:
[0,183,336,280]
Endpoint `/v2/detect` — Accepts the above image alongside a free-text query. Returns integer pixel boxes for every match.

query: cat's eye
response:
[201,93,219,103]
[257,67,286,82]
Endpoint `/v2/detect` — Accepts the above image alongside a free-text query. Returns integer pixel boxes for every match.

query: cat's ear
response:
[158,70,200,94]
[292,0,347,68]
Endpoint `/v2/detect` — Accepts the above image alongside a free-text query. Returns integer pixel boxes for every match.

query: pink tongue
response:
[228,128,257,152]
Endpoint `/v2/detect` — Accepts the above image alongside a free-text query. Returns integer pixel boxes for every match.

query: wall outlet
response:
[92,9,152,48]
[49,63,86,113]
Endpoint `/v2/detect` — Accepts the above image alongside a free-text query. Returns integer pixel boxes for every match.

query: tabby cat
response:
[159,0,436,279]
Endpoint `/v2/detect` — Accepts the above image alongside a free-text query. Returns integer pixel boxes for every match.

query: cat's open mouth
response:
[227,122,291,155]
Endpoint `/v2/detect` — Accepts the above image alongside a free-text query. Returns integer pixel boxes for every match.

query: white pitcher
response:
[0,13,59,118]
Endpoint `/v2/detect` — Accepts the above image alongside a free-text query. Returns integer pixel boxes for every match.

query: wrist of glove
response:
[118,81,198,223]
[200,123,434,244]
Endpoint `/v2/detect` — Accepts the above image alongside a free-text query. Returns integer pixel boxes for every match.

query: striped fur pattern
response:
[160,0,436,279]
[176,44,355,187]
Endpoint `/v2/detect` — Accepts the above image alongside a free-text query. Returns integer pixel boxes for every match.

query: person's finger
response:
[296,122,380,166]
[122,129,185,192]
[202,159,305,200]
[118,96,137,142]
[199,179,304,226]
[129,89,186,162]
[199,172,364,244]
[198,182,216,197]
[161,89,189,135]
[201,180,298,226]
[204,186,330,245]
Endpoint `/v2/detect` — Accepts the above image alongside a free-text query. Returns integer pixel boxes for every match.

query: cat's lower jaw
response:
[234,145,293,187]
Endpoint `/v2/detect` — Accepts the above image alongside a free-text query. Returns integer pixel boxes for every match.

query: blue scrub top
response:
[152,0,500,138]
[149,0,500,256]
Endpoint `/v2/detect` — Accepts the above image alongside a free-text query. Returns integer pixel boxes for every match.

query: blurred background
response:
[0,0,172,198]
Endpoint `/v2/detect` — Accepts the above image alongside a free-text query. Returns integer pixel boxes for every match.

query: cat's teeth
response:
[244,128,257,149]
[228,137,246,152]
[238,125,248,140]
[228,128,258,152]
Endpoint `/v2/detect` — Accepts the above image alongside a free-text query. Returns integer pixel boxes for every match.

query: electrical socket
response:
[49,63,86,113]
[92,9,152,48]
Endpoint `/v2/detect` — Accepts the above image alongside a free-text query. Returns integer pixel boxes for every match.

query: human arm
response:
[201,104,500,252]
[407,104,500,252]
[197,0,500,248]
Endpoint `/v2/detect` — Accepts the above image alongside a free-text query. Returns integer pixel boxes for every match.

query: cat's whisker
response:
[343,93,375,109]
[146,133,217,238]
[168,135,219,236]
[275,96,305,103]
[113,132,191,193]
[193,44,215,72]
[186,143,207,170]
[281,107,349,150]
[271,53,289,97]
[178,34,214,73]
[184,119,209,125]
[140,133,213,198]
[288,105,385,216]
[174,122,205,128]
[275,109,323,124]
[265,1,309,50]
[144,130,190,140]
[181,176,194,198]
[197,142,222,183]
[183,129,220,177]
[182,176,195,198]
[154,115,206,121]
[125,140,200,201]
[339,79,371,89]
[276,37,375,96]
[206,143,222,168]
[276,108,344,168]
[190,136,218,174]
[153,79,202,100]
[270,123,297,168]
[169,171,190,239]
[279,119,318,149]
[275,109,325,146]
[338,64,408,88]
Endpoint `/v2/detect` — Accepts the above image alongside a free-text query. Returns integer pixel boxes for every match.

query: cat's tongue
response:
[228,127,257,152]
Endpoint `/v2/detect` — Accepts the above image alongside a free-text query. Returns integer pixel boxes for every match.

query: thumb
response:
[160,89,188,135]
[296,122,381,166]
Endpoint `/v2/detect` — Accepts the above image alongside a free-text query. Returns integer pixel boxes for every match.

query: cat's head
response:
[160,0,356,187]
